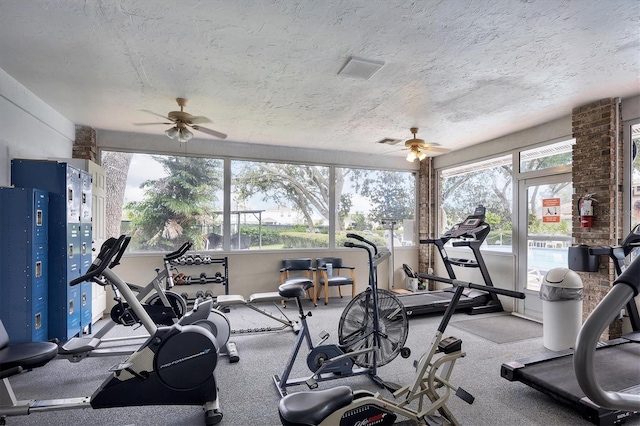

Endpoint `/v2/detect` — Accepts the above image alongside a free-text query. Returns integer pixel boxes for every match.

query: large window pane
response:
[112,152,224,252]
[336,168,416,248]
[230,160,329,250]
[440,155,512,251]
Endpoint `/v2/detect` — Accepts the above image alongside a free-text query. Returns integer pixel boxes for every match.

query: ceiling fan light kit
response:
[403,127,447,162]
[136,98,228,142]
[165,125,193,143]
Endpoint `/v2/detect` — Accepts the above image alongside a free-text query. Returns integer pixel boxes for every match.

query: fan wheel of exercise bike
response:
[337,289,409,368]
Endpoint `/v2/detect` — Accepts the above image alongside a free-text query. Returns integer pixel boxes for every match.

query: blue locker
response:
[0,188,49,342]
[11,159,83,341]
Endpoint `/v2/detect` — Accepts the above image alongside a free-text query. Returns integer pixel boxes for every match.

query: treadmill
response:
[397,205,504,317]
[501,226,640,426]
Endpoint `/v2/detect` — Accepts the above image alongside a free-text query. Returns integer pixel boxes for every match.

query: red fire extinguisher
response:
[579,193,597,228]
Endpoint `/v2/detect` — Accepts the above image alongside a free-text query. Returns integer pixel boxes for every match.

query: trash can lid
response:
[543,268,583,288]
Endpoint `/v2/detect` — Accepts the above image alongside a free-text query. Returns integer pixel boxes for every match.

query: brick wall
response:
[73,125,97,162]
[418,157,436,289]
[572,98,623,338]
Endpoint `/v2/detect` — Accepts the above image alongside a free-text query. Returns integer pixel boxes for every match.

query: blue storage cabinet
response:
[11,159,88,341]
[79,170,93,331]
[0,187,49,342]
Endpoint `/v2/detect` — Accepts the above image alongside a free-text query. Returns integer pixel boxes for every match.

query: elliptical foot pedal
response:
[226,341,239,363]
[456,386,474,404]
[108,362,132,373]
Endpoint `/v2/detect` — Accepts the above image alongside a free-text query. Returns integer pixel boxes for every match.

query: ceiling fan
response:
[135,98,227,142]
[403,127,450,162]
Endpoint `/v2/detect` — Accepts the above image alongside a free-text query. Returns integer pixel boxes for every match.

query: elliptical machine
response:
[0,235,227,425]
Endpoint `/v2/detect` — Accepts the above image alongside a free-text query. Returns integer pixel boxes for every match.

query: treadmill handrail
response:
[573,256,640,411]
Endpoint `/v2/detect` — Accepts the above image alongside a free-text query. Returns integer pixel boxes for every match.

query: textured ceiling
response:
[0,0,639,157]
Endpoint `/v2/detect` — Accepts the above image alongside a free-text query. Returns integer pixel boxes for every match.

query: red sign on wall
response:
[542,198,561,223]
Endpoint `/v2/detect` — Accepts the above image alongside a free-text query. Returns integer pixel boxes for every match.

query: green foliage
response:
[234,226,282,246]
[528,214,570,235]
[360,171,415,221]
[125,156,222,251]
[280,232,329,248]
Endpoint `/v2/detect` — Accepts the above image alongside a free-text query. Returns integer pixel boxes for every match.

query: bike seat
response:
[0,320,58,378]
[278,385,353,426]
[278,278,314,298]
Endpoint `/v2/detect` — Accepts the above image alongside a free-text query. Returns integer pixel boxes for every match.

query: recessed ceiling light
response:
[338,56,385,80]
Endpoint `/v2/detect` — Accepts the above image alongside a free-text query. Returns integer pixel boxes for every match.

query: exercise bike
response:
[278,274,526,426]
[0,235,228,425]
[273,234,411,396]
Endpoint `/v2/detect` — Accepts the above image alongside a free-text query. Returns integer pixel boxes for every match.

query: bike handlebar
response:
[108,235,131,269]
[346,233,378,255]
[70,235,128,286]
[164,241,193,261]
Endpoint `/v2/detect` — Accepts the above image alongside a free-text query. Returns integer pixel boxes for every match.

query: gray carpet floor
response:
[4,297,638,426]
[450,313,543,344]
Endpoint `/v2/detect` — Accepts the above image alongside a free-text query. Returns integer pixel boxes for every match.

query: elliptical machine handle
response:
[70,235,128,286]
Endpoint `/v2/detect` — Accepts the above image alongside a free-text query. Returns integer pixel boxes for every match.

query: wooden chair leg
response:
[338,286,343,298]
[351,271,356,298]
[324,280,329,305]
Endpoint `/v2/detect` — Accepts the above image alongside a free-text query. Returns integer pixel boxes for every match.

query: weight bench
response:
[215,291,300,334]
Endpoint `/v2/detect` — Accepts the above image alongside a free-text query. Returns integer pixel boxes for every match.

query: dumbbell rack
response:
[169,254,229,305]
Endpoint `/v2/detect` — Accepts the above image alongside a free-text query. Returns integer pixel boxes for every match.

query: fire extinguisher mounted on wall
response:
[578,193,597,228]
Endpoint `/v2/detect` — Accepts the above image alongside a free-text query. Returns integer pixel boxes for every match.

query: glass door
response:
[516,173,572,320]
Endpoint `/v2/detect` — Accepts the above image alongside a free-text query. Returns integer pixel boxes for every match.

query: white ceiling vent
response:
[338,57,385,80]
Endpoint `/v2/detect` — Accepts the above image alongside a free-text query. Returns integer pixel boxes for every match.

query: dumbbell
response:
[199,272,207,284]
[193,255,202,265]
[204,290,214,300]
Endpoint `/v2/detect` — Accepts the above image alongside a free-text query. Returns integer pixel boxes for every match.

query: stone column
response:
[73,125,97,162]
[572,98,623,339]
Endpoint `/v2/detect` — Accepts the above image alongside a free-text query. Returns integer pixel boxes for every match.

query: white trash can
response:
[540,268,584,351]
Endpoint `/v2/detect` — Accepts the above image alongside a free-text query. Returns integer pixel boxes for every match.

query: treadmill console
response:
[443,205,489,240]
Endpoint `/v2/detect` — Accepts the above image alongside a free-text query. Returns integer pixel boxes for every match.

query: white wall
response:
[0,68,75,186]
[111,247,418,308]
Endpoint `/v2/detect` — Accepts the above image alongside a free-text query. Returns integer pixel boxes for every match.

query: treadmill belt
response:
[519,342,640,403]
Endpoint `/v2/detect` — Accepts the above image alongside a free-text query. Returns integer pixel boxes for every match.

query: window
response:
[440,155,513,250]
[104,151,417,252]
[112,152,224,252]
[230,160,329,250]
[519,140,574,173]
[336,168,417,248]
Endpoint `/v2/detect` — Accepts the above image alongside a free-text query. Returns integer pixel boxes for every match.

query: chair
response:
[280,258,315,303]
[314,257,356,306]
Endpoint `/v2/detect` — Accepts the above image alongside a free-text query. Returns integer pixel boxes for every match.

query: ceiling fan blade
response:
[192,125,227,139]
[424,146,451,153]
[188,115,212,125]
[140,109,175,122]
[133,122,173,126]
